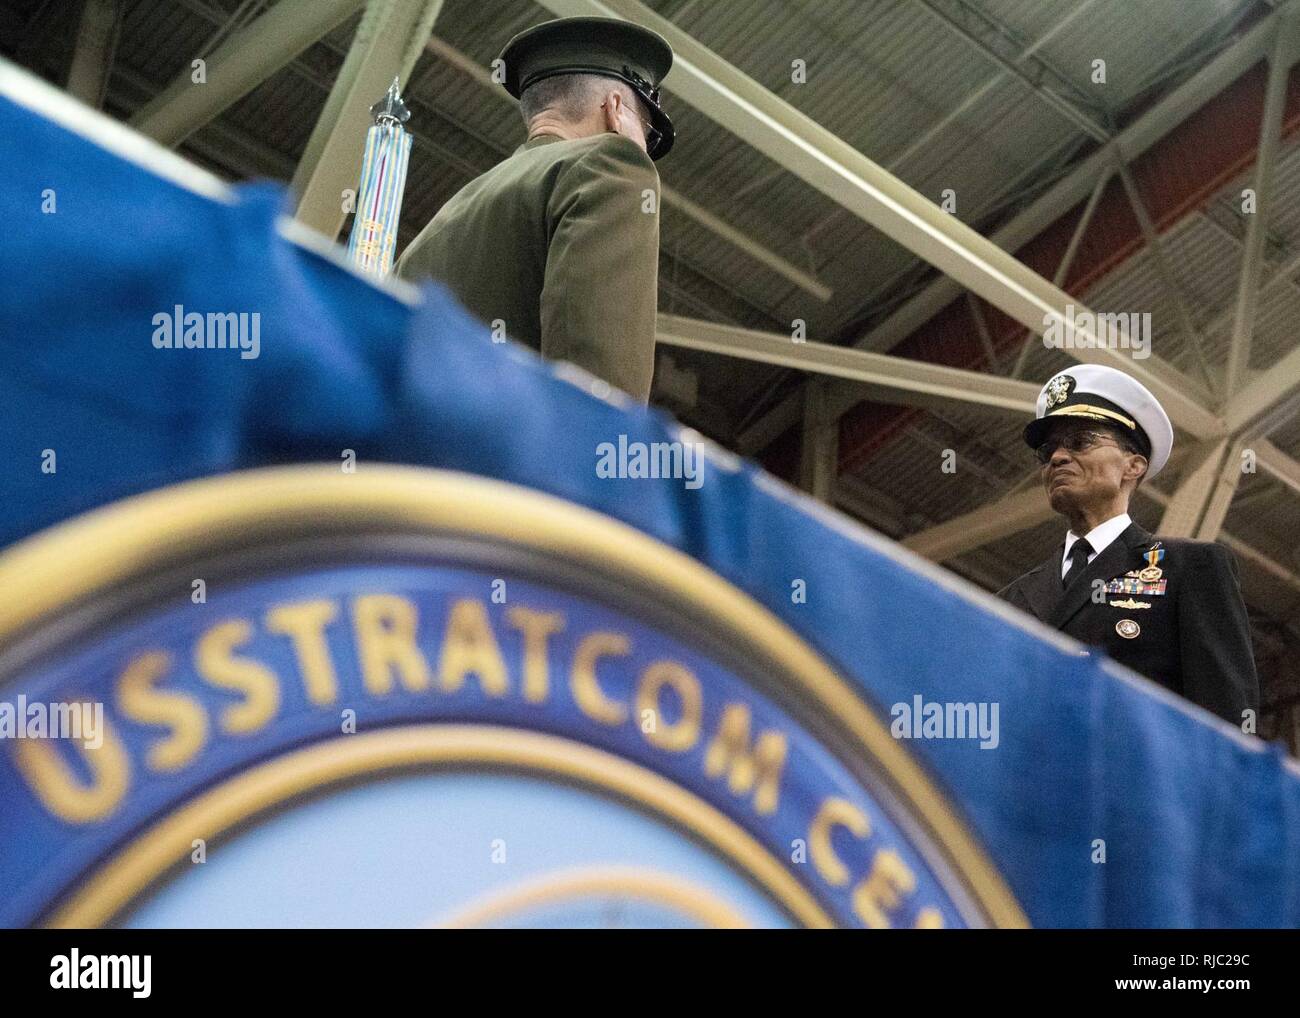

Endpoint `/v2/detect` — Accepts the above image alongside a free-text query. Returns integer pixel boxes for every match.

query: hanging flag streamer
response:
[346,77,413,276]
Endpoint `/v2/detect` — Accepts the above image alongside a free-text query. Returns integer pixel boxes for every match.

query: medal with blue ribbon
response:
[1138,543,1164,582]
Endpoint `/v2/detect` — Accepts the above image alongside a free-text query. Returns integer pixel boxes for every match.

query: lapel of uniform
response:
[1048,521,1152,630]
[1019,544,1066,623]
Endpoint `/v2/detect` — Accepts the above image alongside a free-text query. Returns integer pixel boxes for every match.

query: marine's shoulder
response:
[539,133,658,180]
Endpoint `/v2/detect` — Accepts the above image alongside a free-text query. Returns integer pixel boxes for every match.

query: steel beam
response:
[901,484,1053,562]
[1009,166,1113,379]
[916,0,1109,143]
[65,0,120,109]
[109,64,299,178]
[1255,437,1300,496]
[1142,477,1300,595]
[966,292,999,372]
[1198,213,1300,331]
[1157,438,1229,537]
[1224,340,1300,434]
[799,379,837,501]
[292,0,444,240]
[130,0,364,146]
[885,0,1103,175]
[656,314,1041,415]
[1226,4,1300,395]
[1197,439,1249,541]
[736,390,803,457]
[1113,156,1216,391]
[832,475,1015,591]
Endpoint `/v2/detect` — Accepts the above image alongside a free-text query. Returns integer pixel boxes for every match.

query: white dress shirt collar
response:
[1062,512,1131,576]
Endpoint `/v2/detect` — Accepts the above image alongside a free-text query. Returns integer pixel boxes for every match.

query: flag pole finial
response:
[370,77,410,125]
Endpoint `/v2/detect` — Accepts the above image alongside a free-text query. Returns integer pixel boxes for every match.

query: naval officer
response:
[996,365,1259,726]
[397,16,674,403]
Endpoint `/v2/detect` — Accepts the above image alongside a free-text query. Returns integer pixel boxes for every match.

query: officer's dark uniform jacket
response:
[996,519,1259,725]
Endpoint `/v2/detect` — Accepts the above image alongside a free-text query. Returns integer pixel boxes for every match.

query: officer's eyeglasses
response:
[641,118,664,156]
[1035,430,1131,464]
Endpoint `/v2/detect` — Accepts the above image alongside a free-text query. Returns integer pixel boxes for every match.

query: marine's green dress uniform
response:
[397,131,661,401]
[396,16,674,404]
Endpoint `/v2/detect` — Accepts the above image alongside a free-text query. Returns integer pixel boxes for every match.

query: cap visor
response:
[1023,418,1049,450]
[646,106,674,159]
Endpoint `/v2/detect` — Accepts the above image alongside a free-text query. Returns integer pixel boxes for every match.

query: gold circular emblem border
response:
[435,863,753,929]
[48,725,828,928]
[0,464,1028,929]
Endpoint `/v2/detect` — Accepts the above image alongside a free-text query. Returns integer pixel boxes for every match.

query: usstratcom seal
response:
[0,466,1025,929]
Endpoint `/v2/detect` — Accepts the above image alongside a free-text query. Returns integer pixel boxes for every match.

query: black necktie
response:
[1063,538,1093,589]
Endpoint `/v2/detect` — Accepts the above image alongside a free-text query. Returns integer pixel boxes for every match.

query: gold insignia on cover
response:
[1044,374,1074,410]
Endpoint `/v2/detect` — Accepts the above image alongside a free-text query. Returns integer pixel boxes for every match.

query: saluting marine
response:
[996,365,1259,725]
[397,16,673,402]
